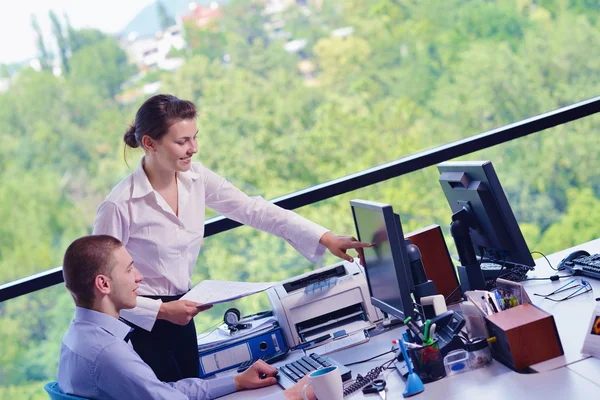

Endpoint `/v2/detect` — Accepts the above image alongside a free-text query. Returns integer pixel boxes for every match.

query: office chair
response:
[44,381,89,400]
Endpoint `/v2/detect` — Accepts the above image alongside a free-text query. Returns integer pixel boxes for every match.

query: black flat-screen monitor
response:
[350,199,415,320]
[437,160,534,289]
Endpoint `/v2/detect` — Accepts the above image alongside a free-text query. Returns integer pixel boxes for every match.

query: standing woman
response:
[93,94,370,382]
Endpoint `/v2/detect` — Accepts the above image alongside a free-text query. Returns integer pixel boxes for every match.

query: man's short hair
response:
[62,235,123,308]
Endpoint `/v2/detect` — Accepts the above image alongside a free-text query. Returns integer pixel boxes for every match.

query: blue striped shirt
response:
[57,307,282,399]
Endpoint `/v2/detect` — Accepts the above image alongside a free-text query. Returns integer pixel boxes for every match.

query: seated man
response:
[58,234,315,400]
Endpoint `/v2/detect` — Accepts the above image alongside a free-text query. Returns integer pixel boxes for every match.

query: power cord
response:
[445,249,487,302]
[196,320,229,340]
[525,273,575,281]
[531,251,556,271]
[344,349,395,367]
[445,284,462,302]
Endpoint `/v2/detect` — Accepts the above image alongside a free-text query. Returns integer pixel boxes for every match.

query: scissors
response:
[362,379,386,399]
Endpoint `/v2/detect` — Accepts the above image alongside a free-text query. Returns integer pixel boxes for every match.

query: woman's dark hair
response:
[123,94,197,149]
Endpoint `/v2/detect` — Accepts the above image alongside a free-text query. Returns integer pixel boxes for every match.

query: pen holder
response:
[406,339,446,383]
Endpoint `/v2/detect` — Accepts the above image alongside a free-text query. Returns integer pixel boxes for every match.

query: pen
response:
[423,320,432,343]
[481,296,491,316]
[487,293,499,313]
[406,329,419,344]
[393,339,421,349]
[429,323,437,341]
[404,317,425,341]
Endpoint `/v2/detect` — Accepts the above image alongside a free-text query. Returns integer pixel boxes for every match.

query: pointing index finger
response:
[349,241,373,248]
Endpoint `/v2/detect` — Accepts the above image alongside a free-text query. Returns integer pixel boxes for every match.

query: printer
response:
[267,261,384,349]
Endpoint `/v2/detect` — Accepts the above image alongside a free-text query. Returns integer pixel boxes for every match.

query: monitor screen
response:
[350,199,414,320]
[437,161,534,277]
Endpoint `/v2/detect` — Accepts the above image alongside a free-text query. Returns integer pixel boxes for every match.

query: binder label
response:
[272,333,280,352]
[200,343,251,374]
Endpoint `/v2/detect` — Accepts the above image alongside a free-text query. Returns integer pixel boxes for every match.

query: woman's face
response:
[151,118,198,172]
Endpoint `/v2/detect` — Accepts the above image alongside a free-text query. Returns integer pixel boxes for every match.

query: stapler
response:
[429,310,466,357]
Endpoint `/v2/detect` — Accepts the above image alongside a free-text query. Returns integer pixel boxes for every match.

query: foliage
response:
[49,10,70,75]
[1,0,600,397]
[69,37,136,99]
[30,14,52,72]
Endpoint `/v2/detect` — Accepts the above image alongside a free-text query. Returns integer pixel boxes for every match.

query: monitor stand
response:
[450,208,486,290]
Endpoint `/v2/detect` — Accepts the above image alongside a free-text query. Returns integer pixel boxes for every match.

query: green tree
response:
[68,27,106,55]
[183,19,227,61]
[69,37,135,98]
[49,10,70,75]
[30,14,52,71]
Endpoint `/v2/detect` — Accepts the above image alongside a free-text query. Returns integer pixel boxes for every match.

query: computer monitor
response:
[437,160,535,290]
[350,199,415,320]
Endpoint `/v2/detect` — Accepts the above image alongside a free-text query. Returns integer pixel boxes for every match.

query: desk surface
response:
[220,239,600,399]
[525,238,600,371]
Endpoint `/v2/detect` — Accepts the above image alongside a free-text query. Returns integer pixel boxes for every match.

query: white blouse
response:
[93,159,328,331]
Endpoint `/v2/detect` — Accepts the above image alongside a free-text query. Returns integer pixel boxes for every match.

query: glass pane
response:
[3,1,600,283]
[0,284,73,398]
[1,112,598,397]
[194,116,600,328]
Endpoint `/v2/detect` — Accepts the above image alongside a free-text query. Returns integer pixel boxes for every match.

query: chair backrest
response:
[44,382,89,400]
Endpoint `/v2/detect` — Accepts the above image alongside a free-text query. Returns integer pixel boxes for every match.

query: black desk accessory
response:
[429,311,466,357]
[406,239,438,305]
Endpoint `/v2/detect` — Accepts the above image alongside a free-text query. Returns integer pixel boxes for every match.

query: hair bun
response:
[123,124,139,148]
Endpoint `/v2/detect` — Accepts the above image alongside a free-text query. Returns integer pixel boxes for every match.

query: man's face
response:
[108,247,142,310]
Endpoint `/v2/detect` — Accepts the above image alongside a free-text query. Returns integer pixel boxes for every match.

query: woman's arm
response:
[202,167,370,264]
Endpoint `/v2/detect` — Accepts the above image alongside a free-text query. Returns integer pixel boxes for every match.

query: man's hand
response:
[157,300,212,325]
[234,360,279,390]
[283,376,315,400]
[319,232,372,266]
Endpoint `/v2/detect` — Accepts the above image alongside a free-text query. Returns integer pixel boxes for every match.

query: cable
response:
[196,320,228,340]
[531,250,556,271]
[445,284,462,302]
[344,349,395,367]
[343,357,396,396]
[525,273,574,281]
[446,249,487,302]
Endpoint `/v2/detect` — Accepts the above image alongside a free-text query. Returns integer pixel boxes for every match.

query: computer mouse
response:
[557,250,590,270]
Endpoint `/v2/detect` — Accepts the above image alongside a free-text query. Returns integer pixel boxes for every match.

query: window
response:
[2,1,600,396]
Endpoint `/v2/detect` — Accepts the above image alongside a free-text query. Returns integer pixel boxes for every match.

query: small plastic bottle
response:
[465,337,492,369]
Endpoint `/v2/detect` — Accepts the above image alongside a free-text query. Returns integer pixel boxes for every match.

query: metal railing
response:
[1,95,599,302]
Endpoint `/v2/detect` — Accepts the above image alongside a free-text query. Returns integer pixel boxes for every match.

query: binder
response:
[198,326,287,378]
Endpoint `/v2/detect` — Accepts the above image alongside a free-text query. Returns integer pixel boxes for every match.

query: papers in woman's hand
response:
[181,280,275,306]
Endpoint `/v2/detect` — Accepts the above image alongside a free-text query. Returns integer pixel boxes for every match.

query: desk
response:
[524,238,600,372]
[219,240,600,399]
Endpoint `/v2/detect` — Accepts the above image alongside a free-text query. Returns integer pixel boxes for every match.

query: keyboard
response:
[566,254,600,279]
[236,350,288,373]
[277,353,352,389]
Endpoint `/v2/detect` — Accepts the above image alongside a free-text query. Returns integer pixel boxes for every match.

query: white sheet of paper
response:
[181,280,275,306]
